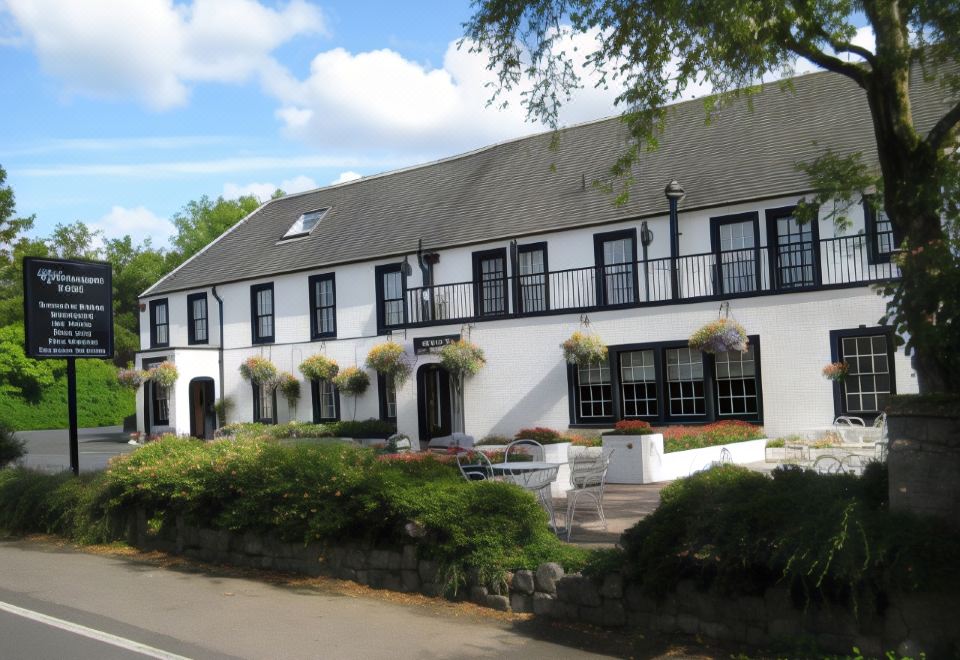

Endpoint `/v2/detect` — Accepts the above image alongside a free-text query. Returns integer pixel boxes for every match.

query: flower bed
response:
[656,420,763,453]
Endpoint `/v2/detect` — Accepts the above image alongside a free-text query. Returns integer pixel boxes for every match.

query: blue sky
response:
[0,1,872,248]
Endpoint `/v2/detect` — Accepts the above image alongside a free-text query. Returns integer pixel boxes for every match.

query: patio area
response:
[556,482,667,547]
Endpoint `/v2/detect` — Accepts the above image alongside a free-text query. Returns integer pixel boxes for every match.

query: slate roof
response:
[143,67,952,297]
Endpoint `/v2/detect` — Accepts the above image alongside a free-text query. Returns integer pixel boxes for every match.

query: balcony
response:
[402,233,899,328]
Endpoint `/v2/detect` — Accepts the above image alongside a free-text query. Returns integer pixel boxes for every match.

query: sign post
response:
[23,257,113,475]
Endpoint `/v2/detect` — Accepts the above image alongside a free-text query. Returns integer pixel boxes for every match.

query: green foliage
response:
[365,342,411,387]
[0,323,57,400]
[0,358,135,430]
[0,469,113,543]
[276,372,300,409]
[438,340,485,379]
[765,438,785,448]
[213,397,235,427]
[0,423,26,467]
[688,319,749,354]
[169,195,261,267]
[220,419,397,441]
[147,361,179,388]
[331,366,370,396]
[239,356,278,386]
[620,464,960,610]
[560,331,608,366]
[299,354,339,382]
[603,420,654,436]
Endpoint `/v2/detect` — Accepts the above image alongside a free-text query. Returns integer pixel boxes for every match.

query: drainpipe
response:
[211,286,225,422]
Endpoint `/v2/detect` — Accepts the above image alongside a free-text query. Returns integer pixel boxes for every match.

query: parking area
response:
[14,426,136,473]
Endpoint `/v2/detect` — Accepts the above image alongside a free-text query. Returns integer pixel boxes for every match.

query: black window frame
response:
[830,326,896,423]
[375,263,406,334]
[568,338,763,427]
[186,292,208,345]
[149,298,169,349]
[593,228,639,307]
[709,211,761,296]
[863,197,896,265]
[308,273,337,339]
[250,283,275,344]
[765,205,821,291]
[252,382,278,425]
[311,378,341,422]
[378,372,397,423]
[472,247,509,318]
[516,241,549,314]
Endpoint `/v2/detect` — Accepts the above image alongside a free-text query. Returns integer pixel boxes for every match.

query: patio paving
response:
[557,482,667,547]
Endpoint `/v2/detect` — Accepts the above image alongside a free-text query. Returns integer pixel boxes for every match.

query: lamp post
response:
[664,180,685,299]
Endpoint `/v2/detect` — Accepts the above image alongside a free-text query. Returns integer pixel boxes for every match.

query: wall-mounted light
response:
[401,254,413,277]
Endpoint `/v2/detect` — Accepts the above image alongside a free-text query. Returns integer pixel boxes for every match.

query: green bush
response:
[0,424,26,467]
[219,419,396,441]
[0,469,112,543]
[619,464,960,610]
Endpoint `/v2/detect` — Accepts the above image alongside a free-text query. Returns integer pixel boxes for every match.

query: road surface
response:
[0,538,619,659]
[14,426,136,473]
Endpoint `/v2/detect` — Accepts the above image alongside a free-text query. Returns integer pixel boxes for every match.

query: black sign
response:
[23,257,113,359]
[413,334,461,355]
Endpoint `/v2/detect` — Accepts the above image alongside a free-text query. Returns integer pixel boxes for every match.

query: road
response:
[0,538,619,660]
[14,426,136,473]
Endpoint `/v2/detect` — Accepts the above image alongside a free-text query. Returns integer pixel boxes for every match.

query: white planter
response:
[602,434,661,484]
[543,442,571,498]
[640,437,768,483]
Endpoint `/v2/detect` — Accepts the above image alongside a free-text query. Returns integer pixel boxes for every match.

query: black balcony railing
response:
[402,233,899,328]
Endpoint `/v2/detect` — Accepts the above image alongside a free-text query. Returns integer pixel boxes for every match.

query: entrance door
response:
[188,378,216,439]
[417,364,452,442]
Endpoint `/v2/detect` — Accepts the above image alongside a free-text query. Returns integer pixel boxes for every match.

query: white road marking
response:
[0,599,192,660]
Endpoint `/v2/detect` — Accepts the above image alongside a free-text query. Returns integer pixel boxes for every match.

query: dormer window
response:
[282,208,328,240]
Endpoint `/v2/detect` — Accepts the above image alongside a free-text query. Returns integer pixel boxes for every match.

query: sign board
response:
[413,334,461,355]
[23,257,114,359]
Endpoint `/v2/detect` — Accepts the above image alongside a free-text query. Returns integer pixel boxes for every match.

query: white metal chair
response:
[456,450,495,481]
[840,453,868,475]
[503,465,560,532]
[504,438,545,463]
[564,451,612,541]
[812,454,844,474]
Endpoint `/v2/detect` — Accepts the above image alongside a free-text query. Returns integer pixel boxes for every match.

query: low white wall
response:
[602,435,767,484]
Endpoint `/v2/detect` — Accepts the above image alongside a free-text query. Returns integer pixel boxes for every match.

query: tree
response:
[169,194,262,266]
[465,1,960,393]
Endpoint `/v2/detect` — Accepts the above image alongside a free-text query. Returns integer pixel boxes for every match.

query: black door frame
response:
[417,363,452,442]
[188,377,216,439]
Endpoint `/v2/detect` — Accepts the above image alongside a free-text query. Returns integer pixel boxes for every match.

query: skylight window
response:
[282,208,328,239]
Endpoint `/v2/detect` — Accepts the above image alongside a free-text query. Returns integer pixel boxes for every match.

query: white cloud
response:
[222,174,318,200]
[91,205,175,244]
[2,0,326,110]
[331,171,362,185]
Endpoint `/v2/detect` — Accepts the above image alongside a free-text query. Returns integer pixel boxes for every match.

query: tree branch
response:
[785,37,870,87]
[830,41,877,68]
[926,99,960,151]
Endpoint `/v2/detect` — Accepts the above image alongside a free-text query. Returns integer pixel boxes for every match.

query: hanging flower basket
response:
[277,372,301,407]
[117,368,148,390]
[365,342,411,387]
[332,366,370,396]
[299,354,339,382]
[439,340,485,378]
[148,361,179,388]
[239,356,278,386]
[688,319,749,354]
[822,361,850,382]
[561,331,608,366]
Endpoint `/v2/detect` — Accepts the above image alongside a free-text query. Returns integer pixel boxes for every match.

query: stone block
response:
[512,570,535,595]
[578,580,602,608]
[387,551,402,571]
[699,621,731,641]
[382,573,402,592]
[421,582,442,598]
[550,601,578,620]
[555,576,578,603]
[356,570,369,585]
[768,616,800,639]
[401,545,418,570]
[677,613,699,635]
[603,599,626,627]
[401,570,420,593]
[599,573,623,599]
[745,626,768,647]
[735,596,766,623]
[624,585,655,613]
[369,550,392,570]
[655,614,677,633]
[198,528,218,552]
[511,593,533,613]
[532,593,555,616]
[418,560,440,583]
[764,586,793,619]
[534,563,564,594]
[580,606,605,626]
[337,567,357,581]
[486,595,510,612]
[242,531,264,556]
[346,549,368,570]
[470,585,489,604]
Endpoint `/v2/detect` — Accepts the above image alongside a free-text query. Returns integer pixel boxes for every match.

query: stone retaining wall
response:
[888,411,960,526]
[130,514,957,658]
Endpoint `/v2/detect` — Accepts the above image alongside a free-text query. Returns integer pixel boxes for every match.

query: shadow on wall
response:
[488,359,568,436]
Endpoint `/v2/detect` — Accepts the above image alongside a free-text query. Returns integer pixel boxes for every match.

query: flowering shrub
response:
[514,427,562,443]
[688,319,749,354]
[276,372,301,408]
[332,366,370,396]
[299,354,339,382]
[822,361,850,382]
[147,362,179,388]
[117,368,147,390]
[239,356,278,386]
[561,331,608,366]
[657,420,764,453]
[365,342,411,387]
[603,420,654,436]
[439,340,485,378]
[566,433,602,447]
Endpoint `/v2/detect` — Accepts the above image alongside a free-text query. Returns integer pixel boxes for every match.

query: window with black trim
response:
[378,373,397,422]
[311,379,340,422]
[517,242,548,313]
[187,292,208,345]
[594,229,637,306]
[766,206,819,290]
[252,383,277,424]
[143,357,170,425]
[864,199,896,264]
[375,264,405,334]
[149,299,169,348]
[710,212,760,295]
[831,328,895,420]
[250,283,274,344]
[308,273,336,339]
[473,248,508,317]
[569,339,763,425]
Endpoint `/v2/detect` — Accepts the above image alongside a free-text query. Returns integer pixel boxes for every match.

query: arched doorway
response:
[417,364,452,442]
[188,377,216,439]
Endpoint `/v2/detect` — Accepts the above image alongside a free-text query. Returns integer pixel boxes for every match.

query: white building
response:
[135,68,943,446]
